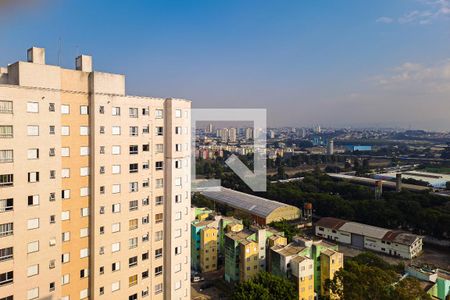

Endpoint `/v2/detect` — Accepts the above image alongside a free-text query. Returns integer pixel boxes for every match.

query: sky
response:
[1,0,450,131]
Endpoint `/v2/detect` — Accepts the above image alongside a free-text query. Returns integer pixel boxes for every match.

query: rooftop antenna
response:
[57,37,62,66]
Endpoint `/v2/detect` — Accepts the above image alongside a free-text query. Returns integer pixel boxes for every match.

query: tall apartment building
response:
[0,47,191,300]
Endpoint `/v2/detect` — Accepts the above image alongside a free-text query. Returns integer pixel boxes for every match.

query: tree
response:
[326,253,431,300]
[232,272,298,300]
[269,220,301,242]
[446,181,450,190]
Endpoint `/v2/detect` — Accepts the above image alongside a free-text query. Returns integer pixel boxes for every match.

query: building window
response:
[155,109,163,119]
[0,198,13,212]
[112,203,121,213]
[0,126,13,138]
[155,230,163,241]
[112,184,121,194]
[27,102,39,113]
[129,256,138,267]
[27,218,39,230]
[155,213,163,224]
[129,200,138,211]
[61,105,70,114]
[0,247,13,261]
[154,248,163,259]
[61,190,70,200]
[27,172,39,183]
[155,127,163,136]
[80,126,89,136]
[129,275,138,287]
[27,148,39,160]
[49,103,55,112]
[142,144,150,152]
[0,150,13,163]
[155,161,163,170]
[0,174,13,187]
[112,126,121,135]
[129,237,138,249]
[175,109,182,118]
[112,107,120,116]
[0,271,13,286]
[130,126,138,136]
[155,196,163,206]
[80,105,89,115]
[27,125,39,136]
[112,242,121,253]
[155,178,163,188]
[129,182,138,192]
[27,241,39,253]
[99,106,105,114]
[112,145,121,155]
[111,281,120,292]
[129,219,138,230]
[142,107,149,115]
[129,163,138,173]
[61,147,70,157]
[129,108,138,118]
[154,266,163,276]
[129,145,138,155]
[155,283,163,294]
[0,101,13,114]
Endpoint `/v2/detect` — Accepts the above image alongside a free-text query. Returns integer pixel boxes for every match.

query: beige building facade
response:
[0,47,191,300]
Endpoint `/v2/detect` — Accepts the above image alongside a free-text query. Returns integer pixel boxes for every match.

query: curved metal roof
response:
[201,187,295,219]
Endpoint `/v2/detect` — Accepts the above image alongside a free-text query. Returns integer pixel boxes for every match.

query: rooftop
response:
[201,187,298,218]
[316,217,422,246]
[272,243,305,257]
[226,229,254,242]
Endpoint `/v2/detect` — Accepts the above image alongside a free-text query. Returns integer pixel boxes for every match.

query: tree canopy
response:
[325,253,431,300]
[232,272,298,300]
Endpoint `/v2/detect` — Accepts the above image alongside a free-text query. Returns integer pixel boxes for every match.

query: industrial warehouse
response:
[201,187,301,225]
[315,217,423,259]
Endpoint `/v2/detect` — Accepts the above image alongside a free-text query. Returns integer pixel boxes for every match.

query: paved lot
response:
[338,244,450,270]
[191,268,231,300]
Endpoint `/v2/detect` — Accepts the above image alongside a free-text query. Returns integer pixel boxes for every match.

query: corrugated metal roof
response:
[201,187,293,218]
[339,222,390,239]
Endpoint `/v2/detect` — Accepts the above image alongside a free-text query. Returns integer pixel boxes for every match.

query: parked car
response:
[192,276,204,283]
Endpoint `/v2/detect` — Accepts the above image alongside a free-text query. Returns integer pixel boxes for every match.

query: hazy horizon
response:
[1,0,449,131]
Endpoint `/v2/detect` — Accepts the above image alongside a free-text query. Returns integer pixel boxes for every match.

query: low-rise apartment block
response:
[269,237,343,300]
[224,225,286,283]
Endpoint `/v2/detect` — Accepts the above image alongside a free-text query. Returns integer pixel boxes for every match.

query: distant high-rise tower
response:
[268,130,275,139]
[218,128,229,142]
[245,127,253,141]
[206,123,214,133]
[327,139,334,155]
[229,128,237,143]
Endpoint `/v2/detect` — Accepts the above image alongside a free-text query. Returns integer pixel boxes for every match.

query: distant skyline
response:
[1,0,450,131]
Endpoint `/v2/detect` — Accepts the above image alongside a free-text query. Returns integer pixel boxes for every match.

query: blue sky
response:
[1,0,449,130]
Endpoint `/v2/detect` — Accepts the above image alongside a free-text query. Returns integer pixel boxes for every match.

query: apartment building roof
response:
[321,249,338,257]
[272,243,305,257]
[193,220,216,228]
[291,255,311,264]
[226,229,254,242]
[201,187,297,219]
